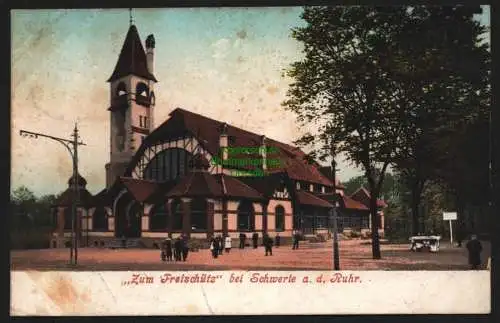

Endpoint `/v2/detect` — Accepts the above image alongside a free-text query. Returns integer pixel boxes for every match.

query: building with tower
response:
[51,22,385,248]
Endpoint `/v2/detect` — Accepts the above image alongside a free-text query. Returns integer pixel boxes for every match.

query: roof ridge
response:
[173,108,300,150]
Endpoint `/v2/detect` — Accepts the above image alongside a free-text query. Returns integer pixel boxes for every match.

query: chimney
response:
[260,135,267,171]
[219,123,228,173]
[145,34,155,74]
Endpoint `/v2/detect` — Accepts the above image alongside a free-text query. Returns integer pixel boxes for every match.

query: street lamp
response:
[19,124,85,266]
[331,146,340,270]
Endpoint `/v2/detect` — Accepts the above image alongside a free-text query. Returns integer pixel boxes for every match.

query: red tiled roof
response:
[120,177,159,202]
[107,25,157,83]
[342,195,369,211]
[131,108,334,187]
[296,191,333,208]
[350,186,387,208]
[216,175,263,200]
[166,170,263,200]
[167,171,223,198]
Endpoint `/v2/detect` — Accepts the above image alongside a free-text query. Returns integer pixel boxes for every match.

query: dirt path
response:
[10,239,490,271]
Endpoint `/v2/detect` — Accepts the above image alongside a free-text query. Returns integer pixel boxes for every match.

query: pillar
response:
[167,199,173,237]
[262,202,268,234]
[206,198,214,238]
[182,198,192,237]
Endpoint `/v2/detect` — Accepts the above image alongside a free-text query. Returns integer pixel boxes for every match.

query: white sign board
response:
[443,212,457,221]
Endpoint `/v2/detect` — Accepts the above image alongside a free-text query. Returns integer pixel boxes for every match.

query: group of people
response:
[159,231,306,262]
[209,235,232,258]
[237,232,280,249]
[161,235,190,262]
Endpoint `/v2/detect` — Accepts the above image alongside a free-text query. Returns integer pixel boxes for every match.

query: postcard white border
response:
[10,270,490,315]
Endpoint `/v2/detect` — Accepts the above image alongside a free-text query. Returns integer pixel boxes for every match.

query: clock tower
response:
[105,23,157,188]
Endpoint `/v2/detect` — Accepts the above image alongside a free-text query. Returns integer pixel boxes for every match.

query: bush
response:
[11,227,52,249]
[361,231,371,239]
[350,230,361,238]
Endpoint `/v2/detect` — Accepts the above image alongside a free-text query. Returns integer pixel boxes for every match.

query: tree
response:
[283,6,489,257]
[11,186,38,230]
[284,6,426,259]
[391,6,490,235]
[343,175,367,196]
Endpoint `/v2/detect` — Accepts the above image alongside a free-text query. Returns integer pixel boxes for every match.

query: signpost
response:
[443,212,457,245]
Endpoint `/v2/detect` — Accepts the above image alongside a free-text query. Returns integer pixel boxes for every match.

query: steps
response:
[105,238,143,249]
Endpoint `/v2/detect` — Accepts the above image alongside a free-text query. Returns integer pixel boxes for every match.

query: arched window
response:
[93,207,107,231]
[172,200,183,231]
[64,208,72,230]
[51,207,58,229]
[150,203,168,231]
[191,199,207,231]
[275,205,285,231]
[116,82,127,96]
[237,200,255,231]
[136,82,149,97]
[143,148,193,182]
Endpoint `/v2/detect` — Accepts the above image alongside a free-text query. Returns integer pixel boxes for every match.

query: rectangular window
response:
[139,116,143,128]
[144,116,149,128]
[141,136,145,142]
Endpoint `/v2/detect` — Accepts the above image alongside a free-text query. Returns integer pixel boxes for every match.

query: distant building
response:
[51,22,385,247]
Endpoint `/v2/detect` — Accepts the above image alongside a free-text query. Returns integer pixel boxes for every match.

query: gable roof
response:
[350,186,387,208]
[128,108,334,187]
[296,191,333,208]
[120,177,160,202]
[107,24,157,83]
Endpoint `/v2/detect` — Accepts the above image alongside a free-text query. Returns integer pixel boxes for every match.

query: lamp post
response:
[331,147,340,270]
[20,124,85,266]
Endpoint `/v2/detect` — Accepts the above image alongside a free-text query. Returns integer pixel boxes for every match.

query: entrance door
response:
[114,196,142,238]
[126,202,142,238]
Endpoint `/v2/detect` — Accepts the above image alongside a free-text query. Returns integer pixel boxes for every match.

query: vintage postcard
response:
[10,6,491,315]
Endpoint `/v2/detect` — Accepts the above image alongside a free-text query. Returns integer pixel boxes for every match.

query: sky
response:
[11,6,490,197]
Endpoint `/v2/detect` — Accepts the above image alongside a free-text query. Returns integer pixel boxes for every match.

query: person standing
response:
[275,233,281,248]
[224,235,232,253]
[174,237,182,261]
[165,238,173,261]
[264,234,273,256]
[210,237,219,259]
[218,235,224,255]
[252,232,259,249]
[456,223,465,247]
[292,231,300,250]
[466,234,483,270]
[239,233,246,249]
[181,235,189,261]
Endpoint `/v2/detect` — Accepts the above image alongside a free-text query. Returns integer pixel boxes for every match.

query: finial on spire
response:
[129,8,134,26]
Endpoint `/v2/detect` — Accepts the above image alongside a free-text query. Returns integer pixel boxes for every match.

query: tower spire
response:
[129,8,134,26]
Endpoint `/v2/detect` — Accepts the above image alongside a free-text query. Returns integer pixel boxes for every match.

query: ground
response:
[10,239,491,271]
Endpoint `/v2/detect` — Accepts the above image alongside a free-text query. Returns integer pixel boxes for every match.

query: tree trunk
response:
[370,193,381,259]
[410,179,425,235]
[411,194,420,235]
